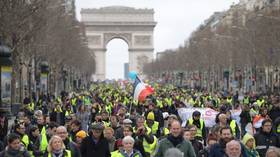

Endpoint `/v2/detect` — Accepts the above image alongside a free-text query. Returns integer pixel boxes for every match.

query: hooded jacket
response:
[242,133,259,157]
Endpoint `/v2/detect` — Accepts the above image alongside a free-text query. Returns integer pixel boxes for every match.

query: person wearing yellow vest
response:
[144,112,160,138]
[101,111,111,127]
[134,116,156,157]
[185,111,206,143]
[44,135,71,157]
[111,136,143,157]
[161,114,178,137]
[50,105,65,125]
[65,105,73,117]
[32,122,58,157]
[215,113,240,139]
[225,111,240,139]
[70,97,77,113]
[0,133,30,157]
[27,102,35,112]
[28,126,40,157]
[256,97,265,107]
[14,123,30,150]
[243,96,250,105]
[226,96,233,106]
[144,102,164,130]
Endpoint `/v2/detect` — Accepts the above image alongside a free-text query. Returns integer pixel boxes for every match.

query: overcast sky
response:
[75,0,239,79]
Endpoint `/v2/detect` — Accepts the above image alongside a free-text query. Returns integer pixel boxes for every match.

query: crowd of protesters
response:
[0,81,280,157]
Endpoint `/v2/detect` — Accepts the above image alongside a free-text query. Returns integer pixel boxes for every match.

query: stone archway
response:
[81,6,156,80]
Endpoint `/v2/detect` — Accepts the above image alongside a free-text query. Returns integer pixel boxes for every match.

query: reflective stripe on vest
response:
[143,135,157,155]
[188,118,203,137]
[48,150,71,157]
[230,120,237,137]
[22,134,29,148]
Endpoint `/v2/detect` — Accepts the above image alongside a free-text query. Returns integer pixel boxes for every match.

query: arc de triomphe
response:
[81,6,156,80]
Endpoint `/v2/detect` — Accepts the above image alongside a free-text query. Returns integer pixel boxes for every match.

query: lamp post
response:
[28,63,32,99]
[0,40,12,111]
[214,34,238,91]
[40,61,49,95]
[62,67,67,91]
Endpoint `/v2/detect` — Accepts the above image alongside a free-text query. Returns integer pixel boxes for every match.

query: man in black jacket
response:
[254,119,280,157]
[80,122,110,157]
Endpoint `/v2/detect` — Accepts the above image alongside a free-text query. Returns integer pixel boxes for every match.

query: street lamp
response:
[62,67,68,91]
[0,40,12,112]
[40,61,49,94]
[214,33,238,91]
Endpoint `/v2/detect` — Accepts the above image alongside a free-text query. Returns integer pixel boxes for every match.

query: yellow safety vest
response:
[156,100,163,108]
[102,121,110,127]
[230,120,237,137]
[188,118,204,138]
[133,127,152,135]
[227,98,233,105]
[163,127,170,136]
[54,107,63,113]
[188,98,195,106]
[144,121,159,135]
[21,134,29,149]
[243,97,250,105]
[48,150,71,157]
[277,124,280,133]
[256,99,265,107]
[28,102,35,111]
[65,110,72,116]
[143,135,157,155]
[71,98,77,106]
[165,98,172,106]
[111,150,141,157]
[40,126,48,152]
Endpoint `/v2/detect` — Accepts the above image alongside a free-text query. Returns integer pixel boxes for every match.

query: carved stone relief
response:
[134,35,151,45]
[88,35,101,45]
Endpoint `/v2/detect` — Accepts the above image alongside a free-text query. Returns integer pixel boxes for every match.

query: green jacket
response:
[154,137,196,157]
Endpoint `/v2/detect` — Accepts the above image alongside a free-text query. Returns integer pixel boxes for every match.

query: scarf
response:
[52,150,63,157]
[167,134,184,147]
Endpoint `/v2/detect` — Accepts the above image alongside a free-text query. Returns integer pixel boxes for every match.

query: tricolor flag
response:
[133,76,154,102]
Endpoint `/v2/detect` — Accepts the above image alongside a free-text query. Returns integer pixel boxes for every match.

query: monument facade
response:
[81,6,156,80]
